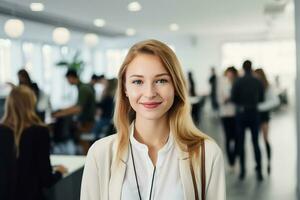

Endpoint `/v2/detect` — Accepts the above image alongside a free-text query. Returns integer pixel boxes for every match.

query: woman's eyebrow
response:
[155,73,170,77]
[129,73,169,78]
[129,75,144,78]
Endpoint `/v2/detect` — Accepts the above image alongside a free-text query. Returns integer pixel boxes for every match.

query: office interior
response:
[0,0,299,199]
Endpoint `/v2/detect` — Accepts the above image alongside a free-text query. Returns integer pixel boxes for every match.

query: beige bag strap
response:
[189,139,206,200]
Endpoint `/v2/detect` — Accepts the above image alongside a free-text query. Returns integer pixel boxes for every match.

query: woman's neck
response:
[134,117,170,150]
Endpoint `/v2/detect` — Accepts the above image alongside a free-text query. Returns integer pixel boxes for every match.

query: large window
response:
[22,42,44,86]
[42,44,77,110]
[0,37,123,109]
[94,50,105,75]
[105,49,128,78]
[0,39,11,84]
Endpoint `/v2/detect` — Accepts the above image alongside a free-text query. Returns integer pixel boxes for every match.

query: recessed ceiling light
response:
[128,2,142,12]
[93,18,106,27]
[169,23,179,31]
[126,28,136,36]
[30,3,44,12]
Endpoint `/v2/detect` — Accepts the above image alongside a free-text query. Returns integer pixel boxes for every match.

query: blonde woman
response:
[81,40,225,200]
[0,86,67,200]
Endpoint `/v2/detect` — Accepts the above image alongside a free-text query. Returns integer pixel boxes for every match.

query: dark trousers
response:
[78,122,94,155]
[236,111,262,173]
[221,117,237,166]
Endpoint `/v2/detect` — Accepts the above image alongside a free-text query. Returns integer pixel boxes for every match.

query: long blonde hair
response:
[1,85,43,151]
[114,39,208,160]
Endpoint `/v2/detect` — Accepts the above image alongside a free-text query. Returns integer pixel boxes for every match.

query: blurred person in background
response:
[17,69,40,98]
[231,60,264,181]
[188,71,196,97]
[90,74,107,103]
[218,66,238,170]
[254,68,280,175]
[7,69,46,121]
[0,85,67,200]
[93,78,117,139]
[209,66,219,112]
[52,69,96,154]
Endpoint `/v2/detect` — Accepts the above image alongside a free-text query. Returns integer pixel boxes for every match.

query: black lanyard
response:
[130,142,156,200]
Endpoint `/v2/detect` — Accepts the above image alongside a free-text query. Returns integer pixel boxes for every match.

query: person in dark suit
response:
[231,60,264,181]
[0,85,67,200]
[209,67,219,111]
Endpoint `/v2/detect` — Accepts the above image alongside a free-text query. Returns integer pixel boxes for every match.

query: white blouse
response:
[121,128,184,200]
[217,76,236,117]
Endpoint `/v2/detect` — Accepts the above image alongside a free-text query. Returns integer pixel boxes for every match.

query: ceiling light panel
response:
[93,18,106,27]
[126,28,136,36]
[169,23,179,31]
[30,3,44,12]
[128,2,142,12]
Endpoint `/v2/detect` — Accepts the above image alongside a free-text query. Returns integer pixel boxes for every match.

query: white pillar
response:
[295,0,300,196]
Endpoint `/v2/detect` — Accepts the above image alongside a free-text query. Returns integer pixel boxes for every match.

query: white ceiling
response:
[0,0,295,38]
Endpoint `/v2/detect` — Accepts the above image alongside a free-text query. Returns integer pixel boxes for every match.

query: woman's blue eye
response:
[156,79,168,84]
[132,80,143,85]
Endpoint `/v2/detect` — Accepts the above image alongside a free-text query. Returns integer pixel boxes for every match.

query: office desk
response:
[45,155,86,200]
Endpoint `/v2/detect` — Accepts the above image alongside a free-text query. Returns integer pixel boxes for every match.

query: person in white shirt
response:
[80,39,226,200]
[254,68,280,175]
[217,67,238,169]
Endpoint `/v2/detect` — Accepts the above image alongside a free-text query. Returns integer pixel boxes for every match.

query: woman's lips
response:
[141,102,162,109]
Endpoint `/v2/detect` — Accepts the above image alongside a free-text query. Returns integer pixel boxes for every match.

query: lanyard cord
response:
[130,142,156,200]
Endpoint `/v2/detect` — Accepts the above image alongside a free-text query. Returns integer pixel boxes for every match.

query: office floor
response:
[199,105,298,200]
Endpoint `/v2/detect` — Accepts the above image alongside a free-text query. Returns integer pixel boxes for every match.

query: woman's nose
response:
[144,83,157,98]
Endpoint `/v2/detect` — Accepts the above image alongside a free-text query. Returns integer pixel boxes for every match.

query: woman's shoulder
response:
[0,124,14,139]
[87,134,118,158]
[24,125,49,135]
[0,124,13,132]
[25,124,48,131]
[203,139,223,163]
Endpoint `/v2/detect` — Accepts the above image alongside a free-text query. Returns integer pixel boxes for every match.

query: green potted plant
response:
[56,51,85,74]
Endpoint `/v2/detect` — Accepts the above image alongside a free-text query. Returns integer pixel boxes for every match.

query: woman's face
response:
[18,74,27,85]
[125,53,175,121]
[226,71,235,81]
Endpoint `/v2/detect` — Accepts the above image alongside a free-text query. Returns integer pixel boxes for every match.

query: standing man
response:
[52,69,96,154]
[231,60,264,181]
[209,67,219,112]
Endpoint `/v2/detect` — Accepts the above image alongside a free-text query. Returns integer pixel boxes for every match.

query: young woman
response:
[81,39,225,200]
[254,68,280,175]
[0,86,67,200]
[217,67,238,169]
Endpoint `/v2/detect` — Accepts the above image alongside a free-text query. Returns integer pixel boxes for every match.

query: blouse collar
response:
[129,121,174,155]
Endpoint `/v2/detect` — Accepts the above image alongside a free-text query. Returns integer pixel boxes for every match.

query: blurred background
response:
[0,0,299,199]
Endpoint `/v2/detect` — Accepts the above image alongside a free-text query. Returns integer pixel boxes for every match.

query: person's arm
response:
[205,143,226,200]
[52,85,90,118]
[80,144,101,200]
[258,86,280,111]
[52,105,81,118]
[36,127,66,187]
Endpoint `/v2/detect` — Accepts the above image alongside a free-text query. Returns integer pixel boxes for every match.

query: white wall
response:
[294,0,300,196]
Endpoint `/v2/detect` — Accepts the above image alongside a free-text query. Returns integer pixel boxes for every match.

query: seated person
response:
[0,85,67,200]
